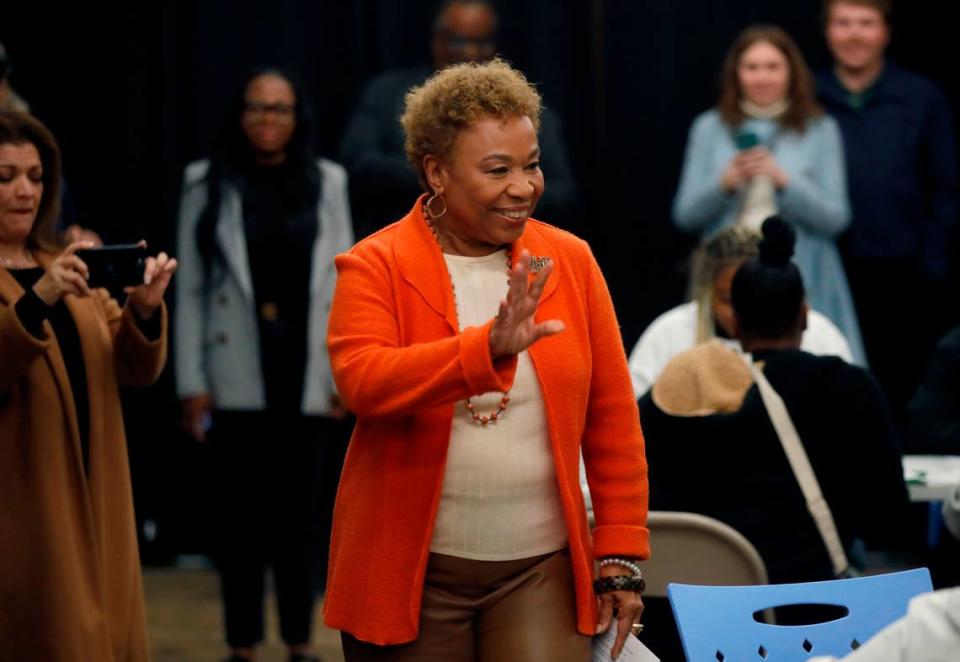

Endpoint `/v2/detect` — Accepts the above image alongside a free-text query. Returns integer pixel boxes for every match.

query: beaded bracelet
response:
[593,575,647,594]
[599,557,643,577]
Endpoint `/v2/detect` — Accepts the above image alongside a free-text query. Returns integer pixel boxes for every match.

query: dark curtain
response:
[2,0,956,556]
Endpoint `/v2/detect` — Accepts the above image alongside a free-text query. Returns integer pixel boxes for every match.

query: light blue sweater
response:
[673,109,866,365]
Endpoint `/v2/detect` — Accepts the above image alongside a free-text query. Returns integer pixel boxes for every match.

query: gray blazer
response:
[175,158,354,415]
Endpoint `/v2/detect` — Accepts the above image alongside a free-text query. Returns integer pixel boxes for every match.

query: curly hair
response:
[0,111,62,252]
[401,57,541,191]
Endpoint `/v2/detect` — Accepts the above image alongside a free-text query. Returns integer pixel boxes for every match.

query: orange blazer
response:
[323,199,649,645]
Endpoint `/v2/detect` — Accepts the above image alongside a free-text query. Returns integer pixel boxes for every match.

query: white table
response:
[903,455,960,502]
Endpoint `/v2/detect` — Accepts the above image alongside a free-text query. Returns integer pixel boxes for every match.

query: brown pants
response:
[341,549,592,662]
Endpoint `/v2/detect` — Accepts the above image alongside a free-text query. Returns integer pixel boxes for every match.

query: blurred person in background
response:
[640,217,909,584]
[627,224,853,397]
[0,111,176,661]
[817,0,959,421]
[175,68,353,662]
[673,24,865,365]
[339,0,577,238]
[906,323,960,456]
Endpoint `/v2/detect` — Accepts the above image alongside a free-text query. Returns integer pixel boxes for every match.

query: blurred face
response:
[426,115,543,256]
[0,142,43,246]
[738,41,790,107]
[241,74,296,159]
[826,2,889,73]
[432,4,497,68]
[711,261,744,337]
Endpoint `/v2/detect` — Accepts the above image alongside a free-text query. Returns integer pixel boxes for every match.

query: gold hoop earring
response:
[424,192,447,220]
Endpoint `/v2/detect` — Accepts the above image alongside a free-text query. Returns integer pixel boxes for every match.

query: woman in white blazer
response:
[175,68,353,662]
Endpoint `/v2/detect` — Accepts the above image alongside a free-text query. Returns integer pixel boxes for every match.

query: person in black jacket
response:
[816,0,959,420]
[339,0,577,239]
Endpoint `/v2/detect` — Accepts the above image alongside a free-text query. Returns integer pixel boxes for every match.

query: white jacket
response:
[174,158,354,415]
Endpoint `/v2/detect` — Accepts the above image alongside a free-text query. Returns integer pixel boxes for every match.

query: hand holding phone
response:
[734,129,760,151]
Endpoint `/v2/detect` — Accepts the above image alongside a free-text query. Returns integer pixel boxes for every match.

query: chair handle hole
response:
[751,603,849,625]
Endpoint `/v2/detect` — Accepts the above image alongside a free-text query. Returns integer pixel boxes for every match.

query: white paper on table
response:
[592,626,660,662]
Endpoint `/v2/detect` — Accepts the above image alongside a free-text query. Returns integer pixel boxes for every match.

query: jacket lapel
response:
[394,198,459,333]
[3,255,85,468]
[216,185,254,298]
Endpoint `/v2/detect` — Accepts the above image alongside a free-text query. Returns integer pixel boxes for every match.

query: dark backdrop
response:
[3,0,957,557]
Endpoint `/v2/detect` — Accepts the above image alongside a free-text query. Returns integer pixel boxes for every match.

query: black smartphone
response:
[735,130,760,151]
[76,244,147,289]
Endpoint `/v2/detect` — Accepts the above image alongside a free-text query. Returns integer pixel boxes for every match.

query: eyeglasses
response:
[243,101,296,124]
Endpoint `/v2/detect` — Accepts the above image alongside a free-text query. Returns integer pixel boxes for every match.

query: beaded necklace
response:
[424,215,512,425]
[0,249,36,269]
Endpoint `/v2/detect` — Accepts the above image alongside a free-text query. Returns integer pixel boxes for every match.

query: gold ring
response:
[630,623,644,633]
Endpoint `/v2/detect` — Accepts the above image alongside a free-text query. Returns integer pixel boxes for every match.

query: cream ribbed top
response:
[430,250,568,560]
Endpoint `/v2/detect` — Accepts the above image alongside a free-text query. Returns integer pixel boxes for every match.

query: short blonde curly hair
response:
[401,57,542,191]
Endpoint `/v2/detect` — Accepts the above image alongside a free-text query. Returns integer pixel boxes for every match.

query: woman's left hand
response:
[596,565,645,661]
[740,147,790,188]
[126,242,178,319]
[488,250,565,359]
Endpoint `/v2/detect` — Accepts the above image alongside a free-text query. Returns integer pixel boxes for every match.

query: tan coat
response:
[0,254,167,662]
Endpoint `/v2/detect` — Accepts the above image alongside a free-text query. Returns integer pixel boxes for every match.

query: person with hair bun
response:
[640,217,909,584]
[626,224,854,398]
[324,58,648,661]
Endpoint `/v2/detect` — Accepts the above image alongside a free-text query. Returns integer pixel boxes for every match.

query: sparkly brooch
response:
[528,255,551,273]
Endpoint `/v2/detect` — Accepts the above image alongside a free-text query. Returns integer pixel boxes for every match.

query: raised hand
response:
[125,241,178,319]
[488,249,565,359]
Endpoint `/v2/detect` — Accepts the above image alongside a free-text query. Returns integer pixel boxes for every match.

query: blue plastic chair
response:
[668,568,932,661]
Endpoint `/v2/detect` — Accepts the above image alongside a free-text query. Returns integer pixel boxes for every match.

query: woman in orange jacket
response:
[324,58,649,662]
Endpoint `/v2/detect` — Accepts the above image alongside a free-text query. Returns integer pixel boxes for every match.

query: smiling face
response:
[738,40,791,107]
[0,142,43,247]
[424,115,544,256]
[826,2,889,74]
[240,74,297,161]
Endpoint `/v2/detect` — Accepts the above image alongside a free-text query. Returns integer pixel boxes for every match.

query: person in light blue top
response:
[674,24,865,365]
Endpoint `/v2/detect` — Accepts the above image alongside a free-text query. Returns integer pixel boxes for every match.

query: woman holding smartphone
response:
[0,111,176,660]
[673,25,864,365]
[175,68,354,662]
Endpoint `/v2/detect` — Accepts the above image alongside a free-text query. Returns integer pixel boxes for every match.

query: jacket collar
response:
[216,185,254,297]
[818,61,901,107]
[394,195,560,333]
